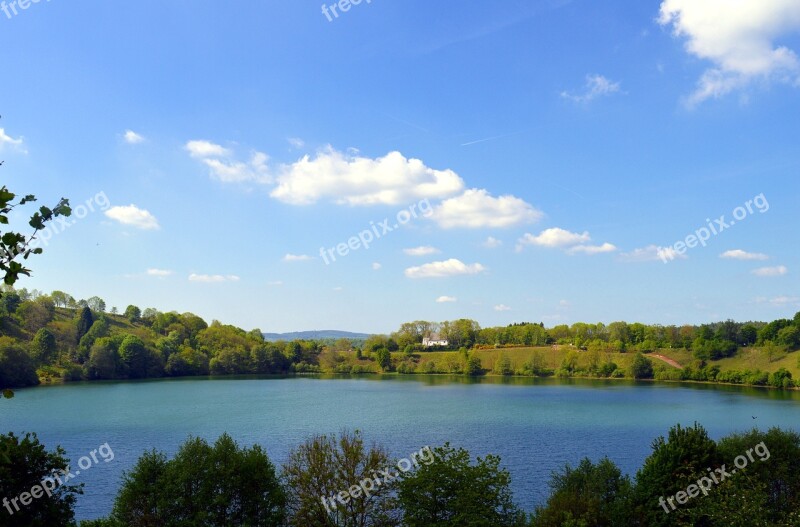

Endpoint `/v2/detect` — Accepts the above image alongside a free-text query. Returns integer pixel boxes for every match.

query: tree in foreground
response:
[111,433,285,527]
[282,430,399,527]
[632,423,719,527]
[531,457,632,527]
[397,443,526,527]
[0,432,82,526]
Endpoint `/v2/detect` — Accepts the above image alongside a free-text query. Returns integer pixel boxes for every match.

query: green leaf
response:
[2,389,13,399]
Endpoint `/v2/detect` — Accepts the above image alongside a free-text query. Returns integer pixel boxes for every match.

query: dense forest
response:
[0,286,799,391]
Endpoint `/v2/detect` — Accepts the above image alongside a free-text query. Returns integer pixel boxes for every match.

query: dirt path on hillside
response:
[650,354,682,369]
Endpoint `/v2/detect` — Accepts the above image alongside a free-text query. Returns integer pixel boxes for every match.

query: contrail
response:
[460,130,527,146]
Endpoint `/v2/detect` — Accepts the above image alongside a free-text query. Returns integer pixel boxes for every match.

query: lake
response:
[3,375,800,521]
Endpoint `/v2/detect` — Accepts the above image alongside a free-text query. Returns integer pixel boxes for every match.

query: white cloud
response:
[288,137,305,149]
[186,140,271,184]
[752,265,788,277]
[659,0,800,105]
[267,280,284,286]
[494,304,512,312]
[567,243,617,255]
[482,236,503,248]
[619,245,688,262]
[333,286,344,292]
[283,254,314,262]
[271,147,464,206]
[185,140,231,158]
[404,246,441,256]
[124,130,145,144]
[405,259,487,279]
[0,128,25,153]
[720,249,769,261]
[517,228,591,249]
[146,268,173,277]
[105,205,160,230]
[189,274,240,283]
[436,296,458,303]
[433,189,542,229]
[561,74,622,103]
[372,262,382,270]
[756,295,800,307]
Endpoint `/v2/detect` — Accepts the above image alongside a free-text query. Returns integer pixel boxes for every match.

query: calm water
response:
[3,375,800,520]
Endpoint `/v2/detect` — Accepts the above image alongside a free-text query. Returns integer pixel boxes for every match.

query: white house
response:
[422,334,449,347]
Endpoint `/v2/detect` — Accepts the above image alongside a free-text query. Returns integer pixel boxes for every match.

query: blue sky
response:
[1,0,798,333]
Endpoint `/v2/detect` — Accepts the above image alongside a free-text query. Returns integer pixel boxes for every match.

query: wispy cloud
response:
[752,265,788,277]
[494,304,512,312]
[482,236,503,249]
[620,245,688,263]
[720,249,769,261]
[561,74,621,103]
[189,273,240,283]
[123,130,146,144]
[0,128,26,153]
[105,205,160,230]
[146,268,173,277]
[283,254,314,262]
[567,243,617,255]
[404,246,441,256]
[372,262,382,270]
[436,296,458,303]
[405,259,487,279]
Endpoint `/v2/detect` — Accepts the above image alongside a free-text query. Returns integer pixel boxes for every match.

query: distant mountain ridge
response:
[262,330,372,341]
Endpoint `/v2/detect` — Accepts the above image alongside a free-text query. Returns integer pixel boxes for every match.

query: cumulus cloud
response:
[105,205,160,230]
[189,273,240,283]
[270,147,464,206]
[185,140,231,158]
[517,228,591,249]
[567,243,617,255]
[186,140,271,184]
[146,268,173,277]
[561,74,622,103]
[372,262,382,270]
[283,254,314,262]
[405,259,487,279]
[494,304,512,312]
[123,130,145,144]
[659,0,800,105]
[720,249,769,261]
[436,296,458,303]
[433,189,542,229]
[404,246,441,256]
[0,128,25,153]
[752,265,788,277]
[619,245,688,262]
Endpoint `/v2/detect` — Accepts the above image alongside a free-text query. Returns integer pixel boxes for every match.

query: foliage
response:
[111,434,284,527]
[397,442,526,527]
[532,457,632,527]
[282,430,398,527]
[0,432,82,526]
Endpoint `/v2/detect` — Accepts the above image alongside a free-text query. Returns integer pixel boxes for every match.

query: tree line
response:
[2,423,799,526]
